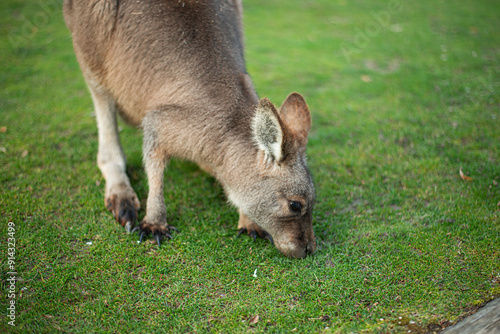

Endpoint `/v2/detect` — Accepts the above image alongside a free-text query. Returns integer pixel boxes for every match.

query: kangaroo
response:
[63,0,316,258]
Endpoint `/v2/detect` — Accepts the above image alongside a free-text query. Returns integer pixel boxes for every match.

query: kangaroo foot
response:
[105,190,140,233]
[237,226,274,245]
[237,212,273,245]
[132,220,179,247]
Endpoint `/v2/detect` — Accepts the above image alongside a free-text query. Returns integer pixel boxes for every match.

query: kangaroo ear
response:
[279,93,311,154]
[252,98,284,163]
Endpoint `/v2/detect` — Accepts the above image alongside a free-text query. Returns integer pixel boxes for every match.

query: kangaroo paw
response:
[133,220,178,247]
[261,230,274,245]
[237,211,273,244]
[105,192,140,232]
[236,226,273,245]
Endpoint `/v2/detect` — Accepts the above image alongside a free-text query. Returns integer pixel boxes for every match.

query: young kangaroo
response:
[63,0,316,258]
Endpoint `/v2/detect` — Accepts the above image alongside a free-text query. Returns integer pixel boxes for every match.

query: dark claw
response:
[236,227,273,245]
[237,228,247,237]
[168,226,180,233]
[134,222,178,246]
[263,232,274,245]
[139,231,147,243]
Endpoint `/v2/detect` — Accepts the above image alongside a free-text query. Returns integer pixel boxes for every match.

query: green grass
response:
[1,0,499,332]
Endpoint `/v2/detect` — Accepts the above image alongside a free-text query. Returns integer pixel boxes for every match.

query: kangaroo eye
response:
[289,201,302,213]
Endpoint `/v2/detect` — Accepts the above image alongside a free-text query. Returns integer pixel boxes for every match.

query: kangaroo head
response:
[230,93,316,258]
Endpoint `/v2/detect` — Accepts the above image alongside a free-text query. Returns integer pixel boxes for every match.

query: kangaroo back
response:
[64,0,248,125]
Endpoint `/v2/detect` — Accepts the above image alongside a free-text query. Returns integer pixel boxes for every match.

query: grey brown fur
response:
[63,0,316,258]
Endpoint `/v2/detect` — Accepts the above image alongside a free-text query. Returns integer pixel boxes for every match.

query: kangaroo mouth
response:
[274,237,316,258]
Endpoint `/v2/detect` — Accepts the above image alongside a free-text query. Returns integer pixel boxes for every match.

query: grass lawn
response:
[1,0,499,332]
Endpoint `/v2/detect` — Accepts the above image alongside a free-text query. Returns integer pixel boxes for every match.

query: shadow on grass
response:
[125,159,227,222]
